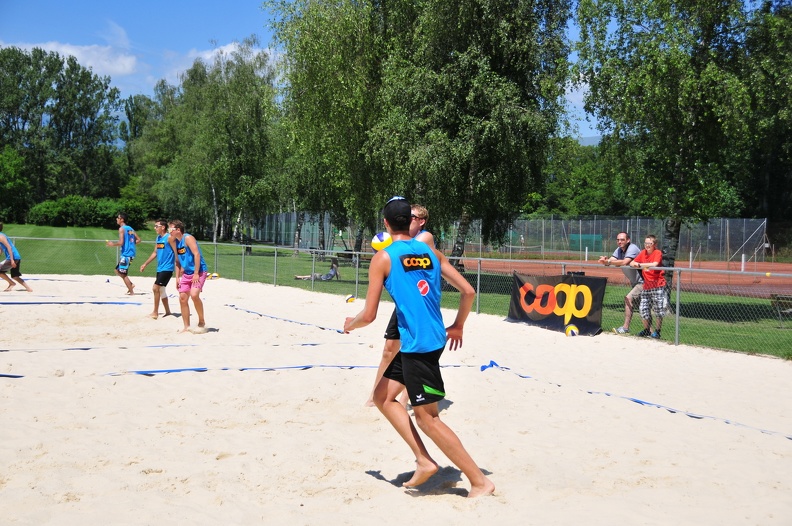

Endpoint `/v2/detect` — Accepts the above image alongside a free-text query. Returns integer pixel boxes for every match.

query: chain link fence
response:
[8,237,792,359]
[249,214,777,265]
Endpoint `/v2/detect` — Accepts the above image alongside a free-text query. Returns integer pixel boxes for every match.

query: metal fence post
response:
[476,259,482,314]
[674,269,681,346]
[213,243,218,274]
[241,246,246,282]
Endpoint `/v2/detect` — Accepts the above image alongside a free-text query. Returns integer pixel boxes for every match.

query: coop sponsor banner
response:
[507,273,606,336]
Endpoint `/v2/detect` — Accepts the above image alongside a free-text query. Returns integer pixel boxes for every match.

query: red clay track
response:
[462,259,792,297]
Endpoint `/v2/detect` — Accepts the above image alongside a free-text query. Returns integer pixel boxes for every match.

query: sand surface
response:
[2,274,791,525]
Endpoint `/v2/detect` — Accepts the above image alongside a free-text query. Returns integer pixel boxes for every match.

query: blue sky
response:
[0,0,597,137]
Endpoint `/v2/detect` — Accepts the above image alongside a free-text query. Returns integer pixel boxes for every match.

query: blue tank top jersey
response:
[417,229,435,247]
[155,233,175,272]
[383,239,446,354]
[1,233,21,260]
[121,225,137,258]
[176,233,208,275]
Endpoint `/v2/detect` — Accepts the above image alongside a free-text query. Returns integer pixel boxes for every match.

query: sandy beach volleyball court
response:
[2,275,791,525]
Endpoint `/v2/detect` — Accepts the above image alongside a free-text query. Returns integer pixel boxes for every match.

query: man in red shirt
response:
[629,235,666,338]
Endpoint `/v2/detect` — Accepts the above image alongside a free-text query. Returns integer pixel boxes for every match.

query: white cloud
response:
[1,40,138,77]
[161,42,275,86]
[99,20,131,50]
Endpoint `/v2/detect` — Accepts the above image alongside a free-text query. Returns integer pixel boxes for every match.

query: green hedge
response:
[27,196,150,230]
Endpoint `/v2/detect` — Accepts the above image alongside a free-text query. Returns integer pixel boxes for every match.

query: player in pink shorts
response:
[167,219,209,333]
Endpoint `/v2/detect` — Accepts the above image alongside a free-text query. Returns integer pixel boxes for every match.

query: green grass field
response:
[5,223,791,360]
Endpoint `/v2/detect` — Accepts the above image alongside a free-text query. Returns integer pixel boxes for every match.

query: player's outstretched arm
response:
[344,251,389,333]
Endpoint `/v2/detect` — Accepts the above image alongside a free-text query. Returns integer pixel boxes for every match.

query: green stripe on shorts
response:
[423,385,445,396]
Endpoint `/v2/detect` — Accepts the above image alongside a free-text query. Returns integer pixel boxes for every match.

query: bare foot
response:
[177,327,190,333]
[163,312,173,317]
[364,398,375,407]
[126,284,136,295]
[148,313,159,319]
[402,460,439,488]
[189,325,208,334]
[467,478,496,498]
[3,286,13,292]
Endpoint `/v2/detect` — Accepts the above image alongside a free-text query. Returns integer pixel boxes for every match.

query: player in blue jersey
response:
[0,222,33,292]
[365,203,433,407]
[168,219,209,334]
[140,219,175,319]
[106,212,141,295]
[344,197,494,498]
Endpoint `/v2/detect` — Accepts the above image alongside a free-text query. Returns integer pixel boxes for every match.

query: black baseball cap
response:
[383,196,411,225]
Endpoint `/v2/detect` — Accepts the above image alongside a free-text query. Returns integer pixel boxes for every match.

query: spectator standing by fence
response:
[630,235,666,339]
[599,232,645,334]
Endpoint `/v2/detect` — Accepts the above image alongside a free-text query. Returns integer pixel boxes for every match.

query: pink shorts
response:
[178,271,208,293]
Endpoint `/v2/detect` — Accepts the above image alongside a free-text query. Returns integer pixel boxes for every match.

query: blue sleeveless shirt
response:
[176,233,207,275]
[156,233,175,272]
[383,239,446,354]
[1,233,21,260]
[121,225,137,258]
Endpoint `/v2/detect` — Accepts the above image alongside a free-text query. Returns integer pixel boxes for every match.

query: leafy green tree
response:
[268,0,385,250]
[575,0,754,267]
[367,0,572,258]
[0,47,60,204]
[0,145,30,221]
[0,47,122,212]
[536,138,630,217]
[126,37,277,240]
[743,1,792,221]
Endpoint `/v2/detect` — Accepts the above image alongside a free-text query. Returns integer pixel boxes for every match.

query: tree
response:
[268,0,385,250]
[536,138,630,216]
[743,0,792,221]
[0,145,30,222]
[575,0,754,268]
[0,46,122,210]
[125,37,278,240]
[367,0,572,258]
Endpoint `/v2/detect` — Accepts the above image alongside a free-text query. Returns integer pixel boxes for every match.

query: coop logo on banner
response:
[507,273,606,336]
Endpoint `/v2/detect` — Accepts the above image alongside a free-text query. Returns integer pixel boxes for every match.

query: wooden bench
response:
[336,251,372,268]
[770,294,792,328]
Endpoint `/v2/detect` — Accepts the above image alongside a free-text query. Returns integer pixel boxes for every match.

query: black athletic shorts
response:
[383,348,445,406]
[0,259,23,278]
[155,271,174,287]
[383,309,400,340]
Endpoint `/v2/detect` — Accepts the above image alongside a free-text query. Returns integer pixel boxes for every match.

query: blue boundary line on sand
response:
[96,360,792,440]
[3,336,789,440]
[478,360,792,441]
[225,303,345,333]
